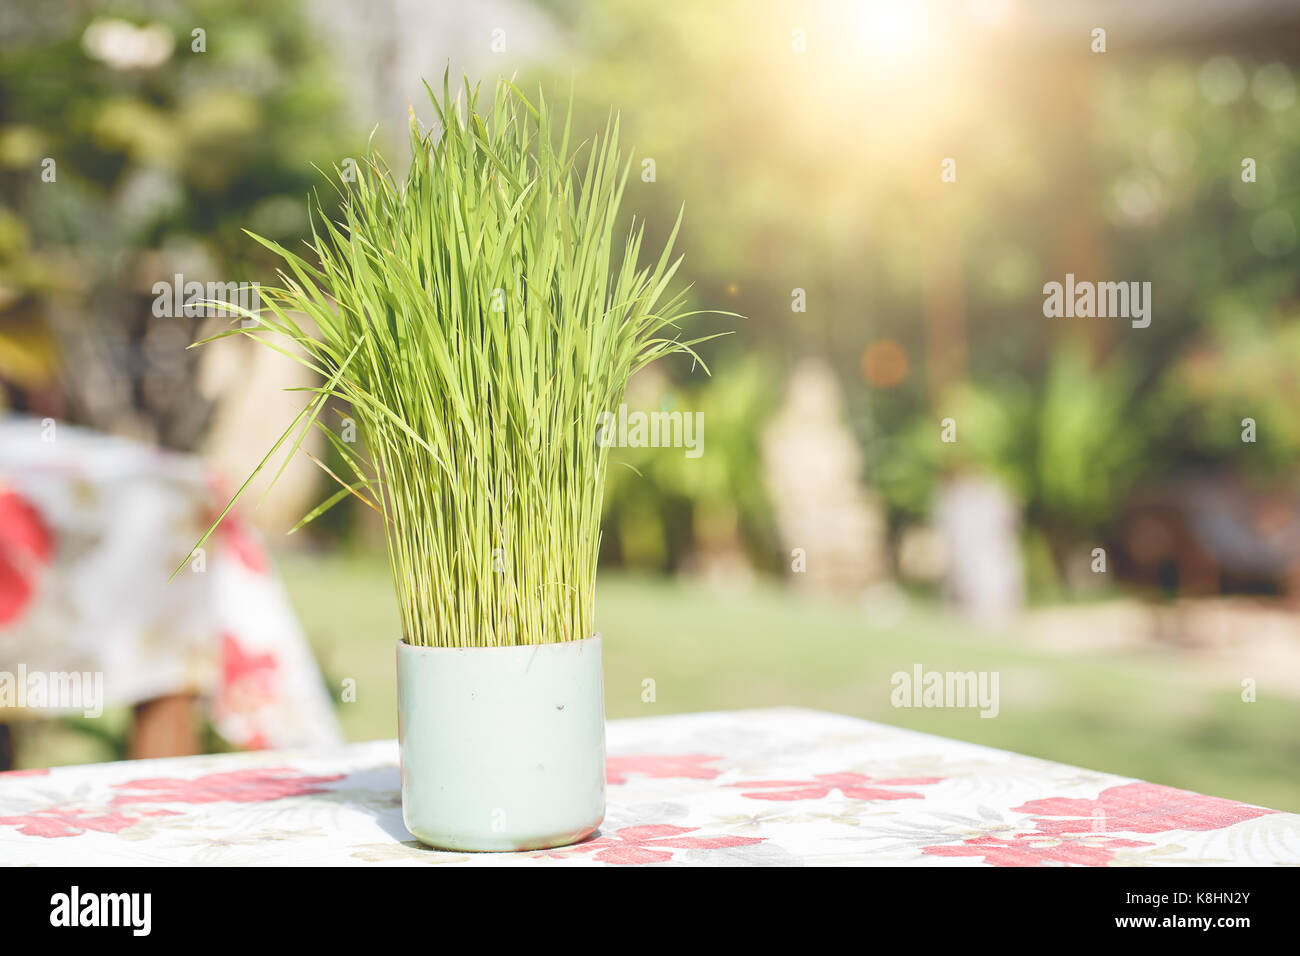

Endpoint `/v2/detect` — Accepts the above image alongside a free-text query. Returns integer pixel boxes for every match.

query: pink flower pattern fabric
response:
[0,708,1294,866]
[0,416,341,751]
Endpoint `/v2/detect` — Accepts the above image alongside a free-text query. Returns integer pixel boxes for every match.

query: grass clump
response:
[190,74,721,647]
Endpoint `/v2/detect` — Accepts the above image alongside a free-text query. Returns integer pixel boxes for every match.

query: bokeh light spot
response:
[860,339,909,388]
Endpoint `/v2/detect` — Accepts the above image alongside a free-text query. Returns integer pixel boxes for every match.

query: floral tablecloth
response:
[0,707,1296,866]
[0,416,341,750]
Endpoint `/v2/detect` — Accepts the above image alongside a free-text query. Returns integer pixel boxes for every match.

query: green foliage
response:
[1035,348,1144,527]
[0,0,346,251]
[603,352,781,571]
[193,76,724,647]
[1149,313,1300,482]
[0,0,354,446]
[525,5,1300,544]
[875,379,1033,519]
[876,345,1144,534]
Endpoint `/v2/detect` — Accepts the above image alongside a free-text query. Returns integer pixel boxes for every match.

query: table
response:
[0,416,342,752]
[1,708,1296,865]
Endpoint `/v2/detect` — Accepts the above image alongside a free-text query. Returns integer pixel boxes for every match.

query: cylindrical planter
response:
[396,633,606,852]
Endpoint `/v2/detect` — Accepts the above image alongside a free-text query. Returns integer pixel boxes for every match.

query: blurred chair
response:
[0,416,342,768]
[1121,475,1300,602]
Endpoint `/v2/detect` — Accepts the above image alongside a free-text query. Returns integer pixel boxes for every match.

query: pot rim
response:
[397,632,602,654]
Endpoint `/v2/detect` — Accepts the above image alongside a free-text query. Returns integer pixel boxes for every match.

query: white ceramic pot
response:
[396,634,606,851]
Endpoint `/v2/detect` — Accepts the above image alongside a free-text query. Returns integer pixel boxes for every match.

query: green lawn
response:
[283,550,1300,814]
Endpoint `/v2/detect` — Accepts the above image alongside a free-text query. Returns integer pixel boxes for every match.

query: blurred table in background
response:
[0,416,340,760]
[0,708,1294,865]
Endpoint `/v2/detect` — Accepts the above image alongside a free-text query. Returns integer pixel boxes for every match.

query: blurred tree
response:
[525,2,1300,582]
[602,352,781,575]
[0,0,356,449]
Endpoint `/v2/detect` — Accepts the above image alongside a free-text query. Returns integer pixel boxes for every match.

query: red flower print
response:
[1014,782,1275,836]
[0,488,52,627]
[222,633,278,686]
[0,768,51,778]
[922,832,1155,867]
[605,754,723,786]
[0,807,176,839]
[0,769,342,838]
[109,767,344,806]
[200,472,267,574]
[554,824,764,865]
[218,633,279,725]
[730,772,943,802]
[221,516,268,574]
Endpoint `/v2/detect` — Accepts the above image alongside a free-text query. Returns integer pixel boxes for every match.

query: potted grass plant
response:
[186,75,718,851]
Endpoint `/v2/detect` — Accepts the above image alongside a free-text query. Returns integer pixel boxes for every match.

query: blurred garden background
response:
[2,0,1299,812]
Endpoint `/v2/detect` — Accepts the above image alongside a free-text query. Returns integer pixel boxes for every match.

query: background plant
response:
[601,352,780,573]
[0,0,353,446]
[529,1,1300,562]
